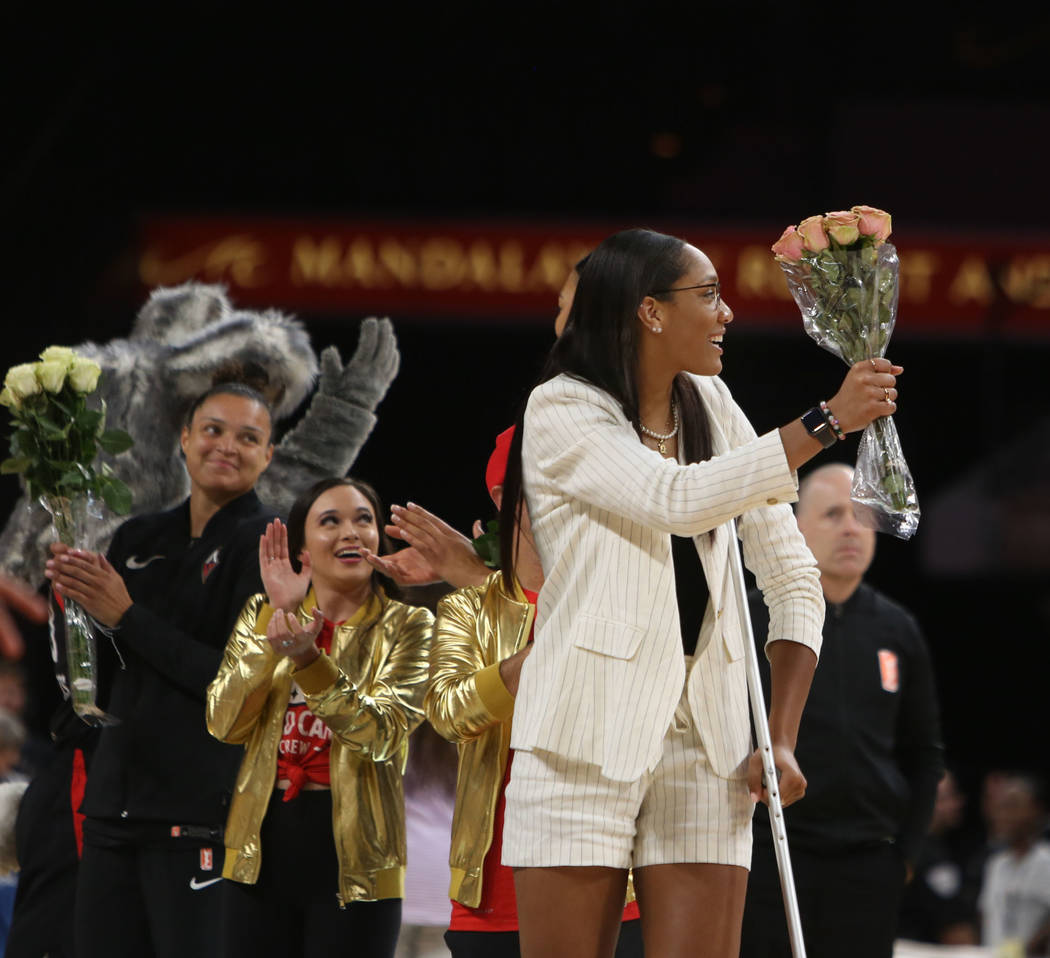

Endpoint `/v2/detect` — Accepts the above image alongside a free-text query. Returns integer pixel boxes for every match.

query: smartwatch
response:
[801,406,837,449]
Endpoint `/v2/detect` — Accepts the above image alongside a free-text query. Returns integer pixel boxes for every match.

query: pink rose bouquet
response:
[771,205,919,539]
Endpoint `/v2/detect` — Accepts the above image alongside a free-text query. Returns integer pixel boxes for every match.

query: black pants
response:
[740,840,907,958]
[74,818,226,958]
[445,916,644,957]
[222,789,402,958]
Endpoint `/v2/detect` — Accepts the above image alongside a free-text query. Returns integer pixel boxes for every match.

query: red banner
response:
[136,216,1050,336]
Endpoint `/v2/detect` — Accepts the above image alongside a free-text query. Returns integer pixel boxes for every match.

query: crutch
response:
[728,518,807,958]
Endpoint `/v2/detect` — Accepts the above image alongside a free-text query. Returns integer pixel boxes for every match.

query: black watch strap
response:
[801,406,837,449]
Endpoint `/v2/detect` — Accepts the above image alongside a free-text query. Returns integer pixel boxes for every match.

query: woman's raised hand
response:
[362,502,489,589]
[266,607,323,668]
[825,358,903,434]
[259,520,312,612]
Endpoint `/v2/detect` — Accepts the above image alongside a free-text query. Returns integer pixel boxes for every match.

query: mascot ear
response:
[165,307,319,422]
[131,282,232,344]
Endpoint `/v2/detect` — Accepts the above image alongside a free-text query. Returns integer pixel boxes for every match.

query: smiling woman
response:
[207,476,434,958]
[180,387,276,537]
[492,227,910,958]
[284,481,383,614]
[41,376,280,958]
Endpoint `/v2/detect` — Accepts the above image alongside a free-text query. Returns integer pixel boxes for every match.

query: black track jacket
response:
[80,490,277,828]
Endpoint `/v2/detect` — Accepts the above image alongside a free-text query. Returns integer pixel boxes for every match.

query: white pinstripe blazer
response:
[510,373,824,783]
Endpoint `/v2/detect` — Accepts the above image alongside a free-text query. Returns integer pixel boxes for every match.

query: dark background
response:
[5,8,1050,819]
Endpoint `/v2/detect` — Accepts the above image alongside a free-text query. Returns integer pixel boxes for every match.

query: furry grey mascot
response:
[0,281,400,588]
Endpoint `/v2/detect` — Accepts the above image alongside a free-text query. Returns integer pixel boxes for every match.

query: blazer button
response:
[766,497,778,505]
[717,608,724,619]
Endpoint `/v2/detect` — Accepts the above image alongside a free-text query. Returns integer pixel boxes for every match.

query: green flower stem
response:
[40,494,102,720]
[871,417,911,512]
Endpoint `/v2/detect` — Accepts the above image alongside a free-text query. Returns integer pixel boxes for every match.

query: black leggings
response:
[222,790,401,958]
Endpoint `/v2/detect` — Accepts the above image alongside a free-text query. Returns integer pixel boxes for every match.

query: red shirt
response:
[449,588,640,931]
[275,619,336,801]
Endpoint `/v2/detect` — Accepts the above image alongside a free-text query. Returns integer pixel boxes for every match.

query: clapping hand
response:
[259,520,311,612]
[45,543,133,628]
[266,607,323,669]
[361,502,488,589]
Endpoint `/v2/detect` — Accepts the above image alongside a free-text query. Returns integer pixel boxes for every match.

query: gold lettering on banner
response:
[290,236,344,286]
[420,238,467,290]
[140,236,268,288]
[1001,255,1050,308]
[379,239,418,286]
[948,257,995,305]
[288,234,596,295]
[498,241,526,292]
[736,246,793,300]
[526,243,576,292]
[899,251,938,302]
[346,238,381,288]
[462,240,528,292]
[465,241,499,290]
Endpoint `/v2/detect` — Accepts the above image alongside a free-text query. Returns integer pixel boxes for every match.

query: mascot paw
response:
[318,318,400,410]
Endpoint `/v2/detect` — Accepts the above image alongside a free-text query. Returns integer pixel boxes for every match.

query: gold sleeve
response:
[425,587,515,744]
[206,594,280,745]
[296,602,434,764]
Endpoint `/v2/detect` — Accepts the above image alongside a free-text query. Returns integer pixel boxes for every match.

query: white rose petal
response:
[4,364,41,401]
[69,358,102,393]
[39,345,76,368]
[36,360,67,393]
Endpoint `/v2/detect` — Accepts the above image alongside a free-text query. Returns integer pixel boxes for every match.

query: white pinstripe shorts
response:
[502,660,753,871]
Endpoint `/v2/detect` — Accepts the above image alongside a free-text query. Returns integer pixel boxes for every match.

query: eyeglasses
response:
[650,281,722,309]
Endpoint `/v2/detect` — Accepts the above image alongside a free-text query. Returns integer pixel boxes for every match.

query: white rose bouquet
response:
[771,206,919,539]
[1,346,134,724]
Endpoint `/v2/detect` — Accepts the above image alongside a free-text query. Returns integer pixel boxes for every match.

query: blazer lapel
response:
[692,384,730,607]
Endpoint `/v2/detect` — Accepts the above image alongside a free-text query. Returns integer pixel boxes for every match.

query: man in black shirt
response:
[740,463,944,958]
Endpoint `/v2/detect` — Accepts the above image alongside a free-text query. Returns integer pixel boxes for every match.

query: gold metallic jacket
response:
[207,588,433,904]
[425,571,534,907]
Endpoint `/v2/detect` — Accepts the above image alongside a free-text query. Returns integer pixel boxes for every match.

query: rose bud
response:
[771,225,805,262]
[69,357,102,394]
[825,210,861,246]
[851,205,892,243]
[35,360,68,394]
[4,363,41,401]
[797,215,830,252]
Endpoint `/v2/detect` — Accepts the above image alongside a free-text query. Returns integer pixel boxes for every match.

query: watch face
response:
[802,408,836,448]
[802,408,827,434]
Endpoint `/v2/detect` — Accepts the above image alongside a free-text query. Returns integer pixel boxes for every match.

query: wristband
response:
[819,401,846,441]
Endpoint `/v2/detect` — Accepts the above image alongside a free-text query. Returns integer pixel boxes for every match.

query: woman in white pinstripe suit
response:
[495,228,903,958]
